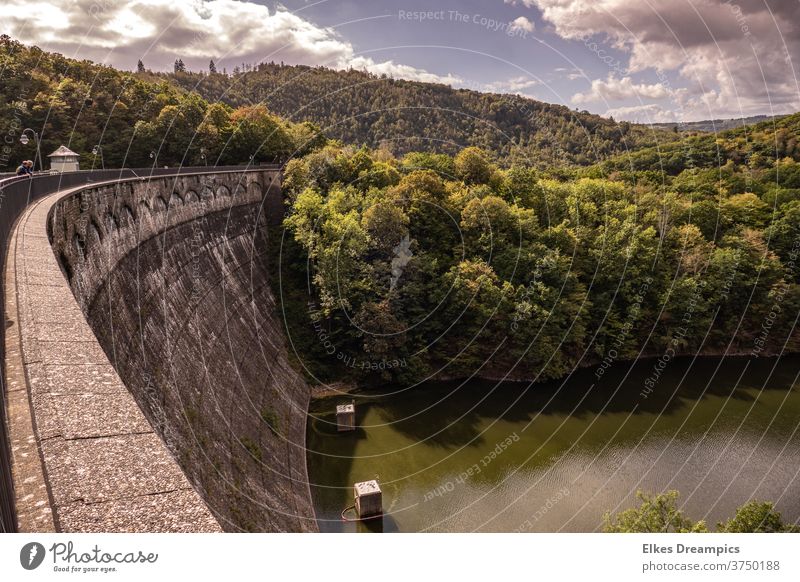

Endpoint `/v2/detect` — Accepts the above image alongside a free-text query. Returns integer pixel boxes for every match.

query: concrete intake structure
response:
[4,168,317,532]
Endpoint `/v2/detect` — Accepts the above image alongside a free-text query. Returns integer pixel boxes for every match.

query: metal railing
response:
[0,164,280,532]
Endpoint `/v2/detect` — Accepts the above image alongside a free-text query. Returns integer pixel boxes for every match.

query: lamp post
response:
[148,150,158,177]
[19,128,42,172]
[91,145,105,170]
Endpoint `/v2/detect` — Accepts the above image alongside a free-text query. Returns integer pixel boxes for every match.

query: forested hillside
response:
[0,37,677,173]
[281,118,800,384]
[651,114,783,133]
[600,113,800,176]
[0,36,324,170]
[162,63,676,167]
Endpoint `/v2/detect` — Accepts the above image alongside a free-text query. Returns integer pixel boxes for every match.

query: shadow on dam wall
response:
[47,170,317,532]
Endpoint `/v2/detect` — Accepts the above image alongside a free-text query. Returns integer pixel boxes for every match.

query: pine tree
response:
[209,59,217,74]
[136,59,145,73]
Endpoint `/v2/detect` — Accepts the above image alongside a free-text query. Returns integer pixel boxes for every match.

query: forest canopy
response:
[281,121,800,384]
[164,61,677,167]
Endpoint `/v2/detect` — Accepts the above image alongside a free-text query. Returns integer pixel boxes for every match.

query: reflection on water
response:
[306,356,800,532]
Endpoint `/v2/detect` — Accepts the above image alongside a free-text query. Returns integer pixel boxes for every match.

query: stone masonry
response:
[5,169,317,532]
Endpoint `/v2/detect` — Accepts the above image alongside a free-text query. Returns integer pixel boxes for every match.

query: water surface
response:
[306,356,800,532]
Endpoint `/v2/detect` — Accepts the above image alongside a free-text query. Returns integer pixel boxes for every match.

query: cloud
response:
[509,16,535,34]
[604,103,678,123]
[554,66,584,80]
[530,0,800,119]
[348,56,461,85]
[486,75,539,93]
[572,74,670,104]
[0,0,459,84]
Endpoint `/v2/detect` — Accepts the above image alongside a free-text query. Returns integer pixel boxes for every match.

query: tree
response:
[766,200,800,264]
[717,501,799,533]
[603,491,708,533]
[136,59,145,73]
[174,58,186,73]
[362,202,409,253]
[195,102,232,164]
[402,152,455,179]
[455,147,493,185]
[209,59,217,74]
[229,104,294,163]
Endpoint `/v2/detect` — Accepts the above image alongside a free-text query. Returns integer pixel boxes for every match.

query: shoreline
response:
[306,351,798,404]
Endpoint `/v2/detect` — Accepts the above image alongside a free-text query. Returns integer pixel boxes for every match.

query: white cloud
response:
[348,56,461,85]
[572,74,670,104]
[509,16,535,34]
[486,75,539,93]
[555,66,584,80]
[530,0,800,119]
[604,103,678,123]
[0,0,458,85]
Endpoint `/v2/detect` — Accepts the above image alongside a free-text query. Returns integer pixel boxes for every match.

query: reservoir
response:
[306,355,800,532]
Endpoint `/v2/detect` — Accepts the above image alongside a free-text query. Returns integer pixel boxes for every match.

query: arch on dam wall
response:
[3,167,315,532]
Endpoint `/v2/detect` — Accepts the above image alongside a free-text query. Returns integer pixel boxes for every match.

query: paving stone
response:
[57,488,219,533]
[56,392,153,439]
[40,433,189,506]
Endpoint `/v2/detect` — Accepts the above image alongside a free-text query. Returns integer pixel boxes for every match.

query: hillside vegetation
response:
[0,36,324,170]
[281,116,800,384]
[162,63,676,167]
[601,113,800,176]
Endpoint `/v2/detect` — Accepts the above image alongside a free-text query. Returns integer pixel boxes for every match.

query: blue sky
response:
[2,0,798,122]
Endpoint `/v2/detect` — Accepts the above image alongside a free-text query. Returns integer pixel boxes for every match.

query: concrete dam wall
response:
[5,168,316,532]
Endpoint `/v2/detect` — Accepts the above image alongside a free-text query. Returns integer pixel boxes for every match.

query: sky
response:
[2,0,799,122]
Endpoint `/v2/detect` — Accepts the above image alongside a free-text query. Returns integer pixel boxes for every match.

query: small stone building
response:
[336,403,355,432]
[354,480,382,518]
[48,145,80,172]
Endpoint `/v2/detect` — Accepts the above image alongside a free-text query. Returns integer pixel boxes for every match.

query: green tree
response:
[195,101,232,164]
[402,152,455,178]
[455,147,493,185]
[229,104,294,163]
[603,491,708,533]
[362,202,409,253]
[717,501,799,533]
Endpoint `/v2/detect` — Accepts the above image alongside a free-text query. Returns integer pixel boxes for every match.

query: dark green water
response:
[306,356,800,532]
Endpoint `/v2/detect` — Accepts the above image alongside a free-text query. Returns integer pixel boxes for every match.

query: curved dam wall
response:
[0,167,247,532]
[7,168,316,532]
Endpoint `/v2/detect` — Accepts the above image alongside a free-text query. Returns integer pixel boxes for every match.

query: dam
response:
[0,167,316,532]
